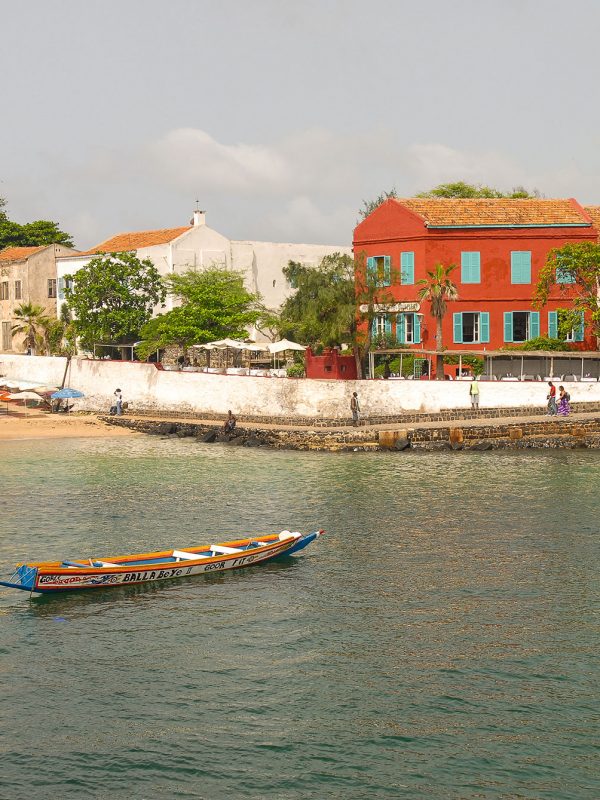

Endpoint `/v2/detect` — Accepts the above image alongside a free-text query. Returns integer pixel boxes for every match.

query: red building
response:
[353,198,600,353]
[304,347,358,380]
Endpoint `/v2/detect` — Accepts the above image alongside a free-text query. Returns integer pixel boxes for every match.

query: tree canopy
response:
[278,252,396,376]
[136,268,261,360]
[279,254,357,348]
[416,181,536,199]
[0,196,74,250]
[534,241,600,344]
[64,251,166,350]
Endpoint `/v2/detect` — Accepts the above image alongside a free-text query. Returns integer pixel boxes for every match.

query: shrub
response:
[287,363,305,378]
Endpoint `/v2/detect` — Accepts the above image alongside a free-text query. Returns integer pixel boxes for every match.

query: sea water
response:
[0,437,598,799]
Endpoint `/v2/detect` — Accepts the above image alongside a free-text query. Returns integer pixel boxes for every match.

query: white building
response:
[56,211,351,336]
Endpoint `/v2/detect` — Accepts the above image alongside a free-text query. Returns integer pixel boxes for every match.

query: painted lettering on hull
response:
[35,545,288,590]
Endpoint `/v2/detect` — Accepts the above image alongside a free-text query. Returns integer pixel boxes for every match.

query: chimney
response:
[193,209,206,227]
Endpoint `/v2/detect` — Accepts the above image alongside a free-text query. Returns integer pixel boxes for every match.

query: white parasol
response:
[8,391,46,408]
[268,339,307,354]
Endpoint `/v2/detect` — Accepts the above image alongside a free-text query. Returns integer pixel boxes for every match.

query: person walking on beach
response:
[469,377,480,409]
[350,392,361,426]
[557,385,571,416]
[547,381,557,415]
[114,388,123,416]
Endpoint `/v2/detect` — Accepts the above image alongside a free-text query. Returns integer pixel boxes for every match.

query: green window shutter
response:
[529,311,540,339]
[548,311,558,339]
[575,310,584,342]
[367,257,376,279]
[461,252,480,283]
[556,267,575,284]
[396,313,405,344]
[371,316,378,337]
[453,312,463,343]
[414,314,421,344]
[511,251,531,284]
[383,255,391,286]
[384,316,392,337]
[58,277,65,300]
[401,252,414,284]
[504,312,513,342]
[479,312,490,343]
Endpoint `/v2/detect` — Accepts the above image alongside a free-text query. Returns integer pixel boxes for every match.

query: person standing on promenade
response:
[547,382,557,415]
[350,392,361,426]
[114,388,123,416]
[469,377,480,409]
[557,385,571,416]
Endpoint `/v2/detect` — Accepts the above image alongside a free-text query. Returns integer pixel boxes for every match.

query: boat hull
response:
[0,531,323,594]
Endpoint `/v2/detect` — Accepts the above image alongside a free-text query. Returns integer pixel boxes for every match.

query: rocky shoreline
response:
[102,415,600,452]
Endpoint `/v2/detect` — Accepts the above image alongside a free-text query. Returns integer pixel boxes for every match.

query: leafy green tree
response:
[278,253,396,377]
[416,263,459,380]
[11,302,50,354]
[534,241,600,345]
[136,268,261,361]
[0,197,74,250]
[18,220,74,247]
[416,181,536,199]
[358,189,398,220]
[64,251,166,351]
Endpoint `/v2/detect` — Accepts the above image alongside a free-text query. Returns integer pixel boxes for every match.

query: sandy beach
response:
[0,407,137,441]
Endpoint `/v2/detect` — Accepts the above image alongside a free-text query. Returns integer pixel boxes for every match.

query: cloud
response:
[146,128,292,193]
[4,126,600,248]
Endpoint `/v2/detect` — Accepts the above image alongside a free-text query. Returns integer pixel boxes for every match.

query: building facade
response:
[0,244,78,352]
[353,198,600,353]
[56,211,351,337]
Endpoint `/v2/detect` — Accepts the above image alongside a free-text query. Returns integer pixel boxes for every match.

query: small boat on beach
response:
[0,530,323,595]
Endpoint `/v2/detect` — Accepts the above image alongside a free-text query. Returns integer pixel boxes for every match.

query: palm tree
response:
[417,263,459,380]
[11,302,50,355]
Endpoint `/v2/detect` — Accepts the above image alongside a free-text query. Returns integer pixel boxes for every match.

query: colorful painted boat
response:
[0,530,323,594]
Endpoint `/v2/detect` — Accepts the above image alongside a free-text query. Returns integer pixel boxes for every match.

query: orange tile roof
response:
[396,198,591,227]
[0,245,46,262]
[78,226,191,256]
[583,205,600,228]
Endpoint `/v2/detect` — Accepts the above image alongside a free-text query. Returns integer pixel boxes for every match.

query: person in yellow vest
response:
[469,377,480,409]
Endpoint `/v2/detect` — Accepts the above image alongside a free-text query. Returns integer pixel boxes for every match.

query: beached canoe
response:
[0,530,323,594]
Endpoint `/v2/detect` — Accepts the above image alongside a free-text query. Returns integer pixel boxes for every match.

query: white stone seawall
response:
[2,354,600,419]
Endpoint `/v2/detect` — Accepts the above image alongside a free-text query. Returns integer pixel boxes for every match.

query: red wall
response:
[354,200,597,351]
[305,347,358,380]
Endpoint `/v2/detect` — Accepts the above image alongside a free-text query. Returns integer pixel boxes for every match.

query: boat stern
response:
[0,564,39,592]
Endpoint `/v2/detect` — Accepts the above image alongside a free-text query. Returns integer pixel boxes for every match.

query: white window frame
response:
[374,315,387,337]
[400,313,415,344]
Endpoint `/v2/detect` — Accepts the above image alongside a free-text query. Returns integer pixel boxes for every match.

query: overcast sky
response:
[2,0,599,248]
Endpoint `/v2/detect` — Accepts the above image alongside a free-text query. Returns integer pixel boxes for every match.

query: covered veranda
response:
[370,348,600,381]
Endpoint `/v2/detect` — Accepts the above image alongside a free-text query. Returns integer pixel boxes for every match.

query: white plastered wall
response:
[1,355,599,420]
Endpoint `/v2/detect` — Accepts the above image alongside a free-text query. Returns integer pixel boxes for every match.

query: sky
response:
[2,0,600,249]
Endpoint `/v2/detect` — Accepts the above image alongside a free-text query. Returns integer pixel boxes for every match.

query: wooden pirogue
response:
[0,530,324,594]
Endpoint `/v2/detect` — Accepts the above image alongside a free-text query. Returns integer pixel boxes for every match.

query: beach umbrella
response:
[7,391,45,409]
[50,388,85,399]
[268,339,306,354]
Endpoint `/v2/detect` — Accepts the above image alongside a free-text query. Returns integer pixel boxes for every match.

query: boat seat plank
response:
[172,550,208,561]
[210,545,243,555]
[96,561,120,568]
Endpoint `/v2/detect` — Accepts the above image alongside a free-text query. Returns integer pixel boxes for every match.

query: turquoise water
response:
[1,437,599,799]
